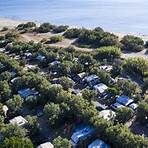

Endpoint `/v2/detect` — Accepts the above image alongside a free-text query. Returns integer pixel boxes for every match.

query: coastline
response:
[0,17,148,42]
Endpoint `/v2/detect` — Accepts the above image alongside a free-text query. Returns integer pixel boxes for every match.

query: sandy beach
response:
[0,18,26,29]
[1,17,148,41]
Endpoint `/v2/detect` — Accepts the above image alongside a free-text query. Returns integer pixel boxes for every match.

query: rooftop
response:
[9,116,27,126]
[93,83,108,94]
[37,142,54,148]
[88,139,110,148]
[71,126,95,144]
[18,88,39,98]
[85,74,99,82]
[99,109,116,121]
[116,95,134,106]
[99,65,113,72]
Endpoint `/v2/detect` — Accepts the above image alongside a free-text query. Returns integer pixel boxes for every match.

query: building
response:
[36,54,46,61]
[99,109,116,121]
[9,116,27,126]
[129,103,138,110]
[116,95,134,106]
[37,142,54,148]
[111,102,125,110]
[10,77,20,84]
[88,139,110,148]
[50,60,61,66]
[71,126,95,147]
[18,88,39,99]
[92,101,108,111]
[85,74,100,87]
[93,83,108,95]
[99,65,113,72]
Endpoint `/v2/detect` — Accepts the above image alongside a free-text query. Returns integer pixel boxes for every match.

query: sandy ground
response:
[0,17,147,59]
[0,18,26,29]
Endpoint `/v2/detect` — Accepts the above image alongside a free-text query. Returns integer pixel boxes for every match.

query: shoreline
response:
[0,17,148,41]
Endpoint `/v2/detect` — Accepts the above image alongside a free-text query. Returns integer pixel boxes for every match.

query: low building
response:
[99,109,116,121]
[50,60,61,66]
[85,74,100,87]
[88,139,110,148]
[129,103,138,110]
[37,142,54,148]
[18,88,39,99]
[10,77,20,84]
[93,83,108,94]
[92,101,108,111]
[71,126,95,147]
[9,116,27,126]
[111,102,125,110]
[116,95,134,106]
[99,65,113,72]
[36,54,46,61]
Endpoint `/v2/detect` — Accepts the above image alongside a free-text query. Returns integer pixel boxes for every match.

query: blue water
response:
[0,0,148,34]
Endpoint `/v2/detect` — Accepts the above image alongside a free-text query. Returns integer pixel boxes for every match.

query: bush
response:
[123,57,148,78]
[63,28,82,38]
[121,35,144,52]
[49,35,63,43]
[37,23,55,33]
[17,22,36,30]
[95,46,121,60]
[53,25,69,33]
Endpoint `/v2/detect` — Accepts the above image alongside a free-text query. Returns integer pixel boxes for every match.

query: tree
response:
[0,71,12,81]
[6,95,23,114]
[59,77,74,90]
[44,103,61,126]
[143,78,148,93]
[2,136,33,148]
[117,79,141,97]
[137,101,148,125]
[0,80,11,100]
[0,124,27,138]
[82,88,97,102]
[26,115,39,135]
[121,35,144,52]
[115,107,134,123]
[53,136,71,148]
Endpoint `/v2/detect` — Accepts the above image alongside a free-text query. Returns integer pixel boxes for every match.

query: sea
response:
[0,0,148,34]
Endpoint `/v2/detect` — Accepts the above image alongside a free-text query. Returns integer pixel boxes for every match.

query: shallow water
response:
[0,0,148,34]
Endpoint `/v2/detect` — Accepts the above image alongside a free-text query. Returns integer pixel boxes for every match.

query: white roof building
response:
[37,142,54,148]
[9,116,27,126]
[99,65,113,72]
[99,109,116,121]
[93,83,108,94]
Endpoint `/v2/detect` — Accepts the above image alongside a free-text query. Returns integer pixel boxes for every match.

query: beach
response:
[0,17,148,41]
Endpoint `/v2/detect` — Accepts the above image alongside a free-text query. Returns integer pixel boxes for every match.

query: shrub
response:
[121,35,144,52]
[53,25,69,33]
[95,46,121,60]
[63,28,82,38]
[49,35,63,43]
[123,57,148,78]
[37,23,55,33]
